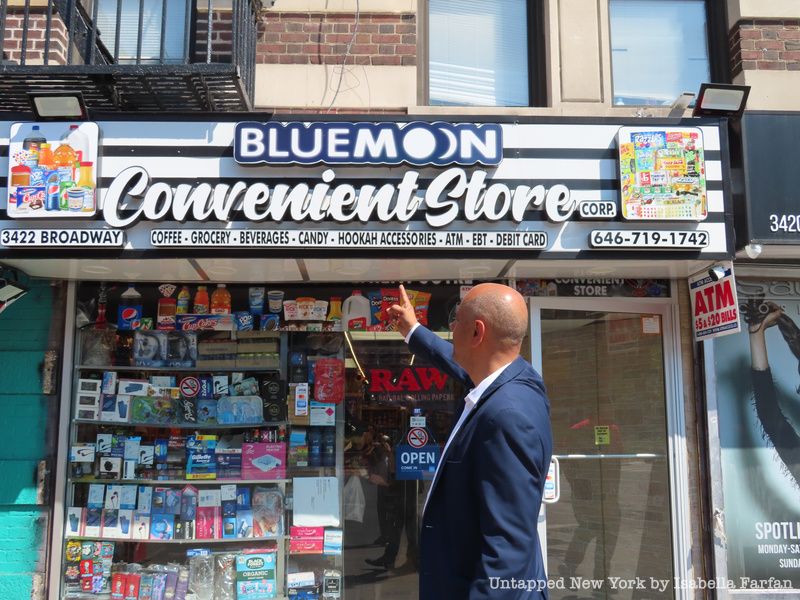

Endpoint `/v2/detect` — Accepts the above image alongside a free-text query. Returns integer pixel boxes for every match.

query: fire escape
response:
[0,0,260,112]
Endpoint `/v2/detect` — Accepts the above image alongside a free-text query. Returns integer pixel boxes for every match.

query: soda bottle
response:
[37,143,55,170]
[118,284,143,330]
[53,141,77,183]
[58,180,74,211]
[210,283,231,314]
[176,286,191,314]
[193,286,210,314]
[22,125,46,159]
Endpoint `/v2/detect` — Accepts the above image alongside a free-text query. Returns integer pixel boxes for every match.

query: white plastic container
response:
[65,125,90,161]
[342,290,371,330]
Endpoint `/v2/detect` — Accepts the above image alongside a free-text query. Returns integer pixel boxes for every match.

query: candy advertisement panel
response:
[6,121,99,218]
[618,127,707,221]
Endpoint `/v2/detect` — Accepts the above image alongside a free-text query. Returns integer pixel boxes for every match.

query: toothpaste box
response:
[242,443,286,480]
[289,527,324,555]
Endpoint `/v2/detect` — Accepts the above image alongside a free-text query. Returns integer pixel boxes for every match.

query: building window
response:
[610,0,711,106]
[429,0,530,106]
[96,0,188,64]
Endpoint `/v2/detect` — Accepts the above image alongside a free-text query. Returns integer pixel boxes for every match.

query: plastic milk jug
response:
[342,290,371,330]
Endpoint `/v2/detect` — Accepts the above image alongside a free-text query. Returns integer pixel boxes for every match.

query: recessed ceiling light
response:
[82,265,112,274]
[205,266,237,276]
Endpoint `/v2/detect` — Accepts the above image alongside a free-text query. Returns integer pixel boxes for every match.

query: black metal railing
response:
[0,0,258,102]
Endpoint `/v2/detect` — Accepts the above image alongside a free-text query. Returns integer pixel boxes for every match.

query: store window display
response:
[62,281,463,599]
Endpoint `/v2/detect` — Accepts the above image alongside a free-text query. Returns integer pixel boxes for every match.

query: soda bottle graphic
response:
[211,283,231,314]
[193,286,210,314]
[176,286,191,314]
[118,284,143,330]
[37,143,55,169]
[22,125,46,160]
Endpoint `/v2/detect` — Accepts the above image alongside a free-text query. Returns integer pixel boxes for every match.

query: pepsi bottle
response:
[117,284,143,330]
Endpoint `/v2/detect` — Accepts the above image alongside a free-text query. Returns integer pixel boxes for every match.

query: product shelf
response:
[347,330,452,341]
[65,535,288,544]
[66,284,350,599]
[70,478,291,486]
[75,365,278,373]
[73,419,289,430]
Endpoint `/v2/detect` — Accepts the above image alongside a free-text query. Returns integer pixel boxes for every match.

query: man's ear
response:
[472,319,486,346]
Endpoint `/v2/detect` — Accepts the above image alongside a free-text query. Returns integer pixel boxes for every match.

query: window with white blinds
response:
[96,0,188,64]
[610,0,711,105]
[429,0,530,107]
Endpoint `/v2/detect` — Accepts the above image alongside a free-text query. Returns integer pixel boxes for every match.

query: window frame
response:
[607,0,730,107]
[423,0,548,108]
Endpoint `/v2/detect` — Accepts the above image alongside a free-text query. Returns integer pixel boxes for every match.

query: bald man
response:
[389,284,552,600]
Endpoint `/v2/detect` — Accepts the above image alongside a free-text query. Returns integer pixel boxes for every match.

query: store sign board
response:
[99,166,575,229]
[0,228,124,247]
[6,122,99,219]
[234,121,502,166]
[740,112,800,243]
[689,261,740,341]
[0,119,731,257]
[149,228,547,250]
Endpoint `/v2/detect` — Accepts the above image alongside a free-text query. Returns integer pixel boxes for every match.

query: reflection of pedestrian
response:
[364,430,420,572]
[389,284,552,600]
[560,419,622,582]
[741,299,800,490]
[366,434,391,535]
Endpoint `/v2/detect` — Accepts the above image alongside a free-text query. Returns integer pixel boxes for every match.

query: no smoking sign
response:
[407,427,429,448]
[179,376,200,398]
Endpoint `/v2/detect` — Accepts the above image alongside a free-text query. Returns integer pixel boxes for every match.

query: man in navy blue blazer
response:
[388,283,552,600]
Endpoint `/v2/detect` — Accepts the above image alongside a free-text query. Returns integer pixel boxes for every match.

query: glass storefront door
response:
[530,299,677,600]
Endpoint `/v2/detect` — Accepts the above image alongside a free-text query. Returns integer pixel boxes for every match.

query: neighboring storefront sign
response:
[739,112,800,243]
[710,280,800,591]
[0,118,731,257]
[690,262,740,341]
[6,122,99,218]
[517,278,670,298]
